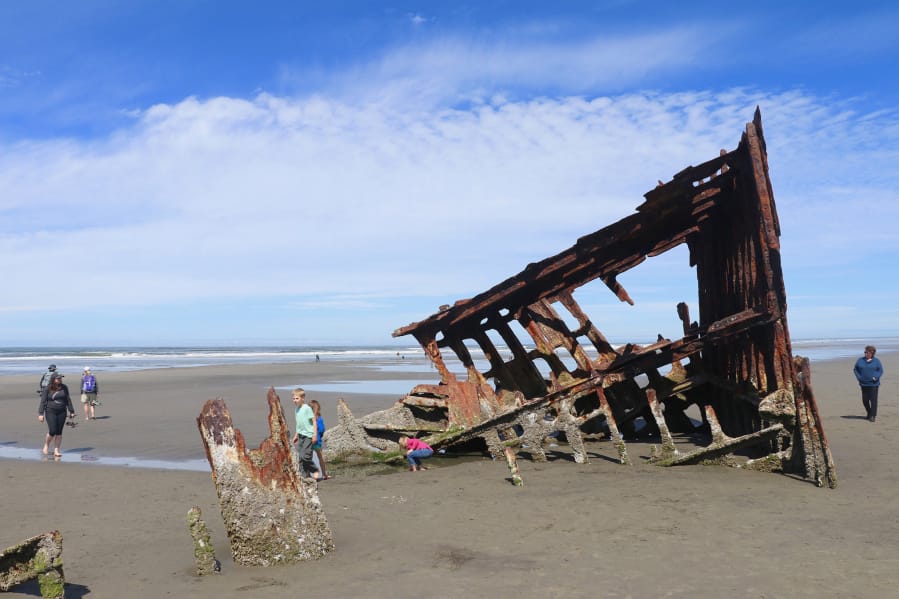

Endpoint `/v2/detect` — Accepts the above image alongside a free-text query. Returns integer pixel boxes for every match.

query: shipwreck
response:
[326,109,837,488]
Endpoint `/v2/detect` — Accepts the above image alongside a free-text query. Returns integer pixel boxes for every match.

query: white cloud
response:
[282,26,733,109]
[1,86,897,326]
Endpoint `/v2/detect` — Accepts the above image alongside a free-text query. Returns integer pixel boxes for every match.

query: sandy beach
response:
[1,354,897,598]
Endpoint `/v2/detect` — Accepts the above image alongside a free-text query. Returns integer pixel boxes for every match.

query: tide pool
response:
[281,378,435,396]
[0,444,210,471]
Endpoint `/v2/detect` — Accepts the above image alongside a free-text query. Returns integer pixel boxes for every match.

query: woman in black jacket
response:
[38,373,75,457]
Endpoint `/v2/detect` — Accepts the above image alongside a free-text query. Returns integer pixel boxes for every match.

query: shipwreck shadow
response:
[584,451,624,464]
[840,415,871,421]
[780,471,827,487]
[544,449,579,462]
[91,415,112,420]
[9,580,90,598]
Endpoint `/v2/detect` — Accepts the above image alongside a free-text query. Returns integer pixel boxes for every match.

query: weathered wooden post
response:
[197,388,334,566]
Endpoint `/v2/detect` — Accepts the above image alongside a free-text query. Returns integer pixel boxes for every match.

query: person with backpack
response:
[80,366,100,420]
[37,364,57,394]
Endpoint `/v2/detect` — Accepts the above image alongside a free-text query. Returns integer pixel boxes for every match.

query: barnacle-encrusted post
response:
[197,388,334,566]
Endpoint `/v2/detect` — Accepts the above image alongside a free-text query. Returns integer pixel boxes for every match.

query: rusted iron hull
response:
[332,109,836,488]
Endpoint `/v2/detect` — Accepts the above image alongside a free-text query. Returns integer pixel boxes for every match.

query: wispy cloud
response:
[2,84,896,324]
[286,26,733,107]
[0,65,38,89]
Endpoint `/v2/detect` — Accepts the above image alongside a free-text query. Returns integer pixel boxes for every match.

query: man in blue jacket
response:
[854,345,884,422]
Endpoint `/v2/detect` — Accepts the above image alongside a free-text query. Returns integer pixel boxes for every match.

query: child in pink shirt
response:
[398,435,433,472]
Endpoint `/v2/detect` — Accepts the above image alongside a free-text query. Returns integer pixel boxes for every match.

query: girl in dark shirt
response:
[38,373,75,457]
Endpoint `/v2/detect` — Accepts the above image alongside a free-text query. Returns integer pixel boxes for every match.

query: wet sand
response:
[0,355,896,598]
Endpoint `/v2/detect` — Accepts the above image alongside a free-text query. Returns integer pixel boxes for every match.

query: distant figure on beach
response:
[80,366,100,420]
[309,399,329,480]
[38,372,75,458]
[315,354,320,362]
[37,364,57,394]
[290,388,320,479]
[854,345,884,422]
[398,435,433,472]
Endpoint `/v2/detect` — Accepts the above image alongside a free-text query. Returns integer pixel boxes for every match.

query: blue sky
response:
[1,1,898,346]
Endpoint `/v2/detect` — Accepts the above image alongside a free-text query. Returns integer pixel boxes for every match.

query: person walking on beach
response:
[290,388,320,480]
[37,364,57,394]
[854,345,884,422]
[38,372,75,458]
[309,399,329,480]
[80,367,100,420]
[398,435,433,472]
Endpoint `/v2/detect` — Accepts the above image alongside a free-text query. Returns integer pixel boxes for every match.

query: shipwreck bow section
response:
[197,388,334,566]
[333,109,836,488]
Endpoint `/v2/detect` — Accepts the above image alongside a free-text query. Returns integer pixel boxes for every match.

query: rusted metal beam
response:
[656,423,785,467]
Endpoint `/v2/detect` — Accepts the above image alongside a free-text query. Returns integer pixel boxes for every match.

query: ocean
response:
[1,337,895,377]
[0,345,429,377]
[2,338,894,470]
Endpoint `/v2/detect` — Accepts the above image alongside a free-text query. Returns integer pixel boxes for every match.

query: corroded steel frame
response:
[391,109,836,487]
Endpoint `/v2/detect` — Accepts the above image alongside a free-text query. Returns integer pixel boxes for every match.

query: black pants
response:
[296,436,318,477]
[861,386,879,420]
[45,407,67,436]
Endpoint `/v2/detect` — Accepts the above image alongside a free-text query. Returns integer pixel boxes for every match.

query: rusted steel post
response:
[790,357,838,487]
[646,389,677,459]
[504,447,523,486]
[481,427,505,459]
[556,399,588,464]
[187,506,219,575]
[517,411,551,462]
[197,389,334,566]
[705,404,728,445]
[597,387,630,465]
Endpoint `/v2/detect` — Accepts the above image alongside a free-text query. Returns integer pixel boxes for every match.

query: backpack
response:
[82,374,97,393]
[39,372,53,389]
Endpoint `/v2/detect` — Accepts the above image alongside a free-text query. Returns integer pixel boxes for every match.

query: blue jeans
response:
[406,448,433,468]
